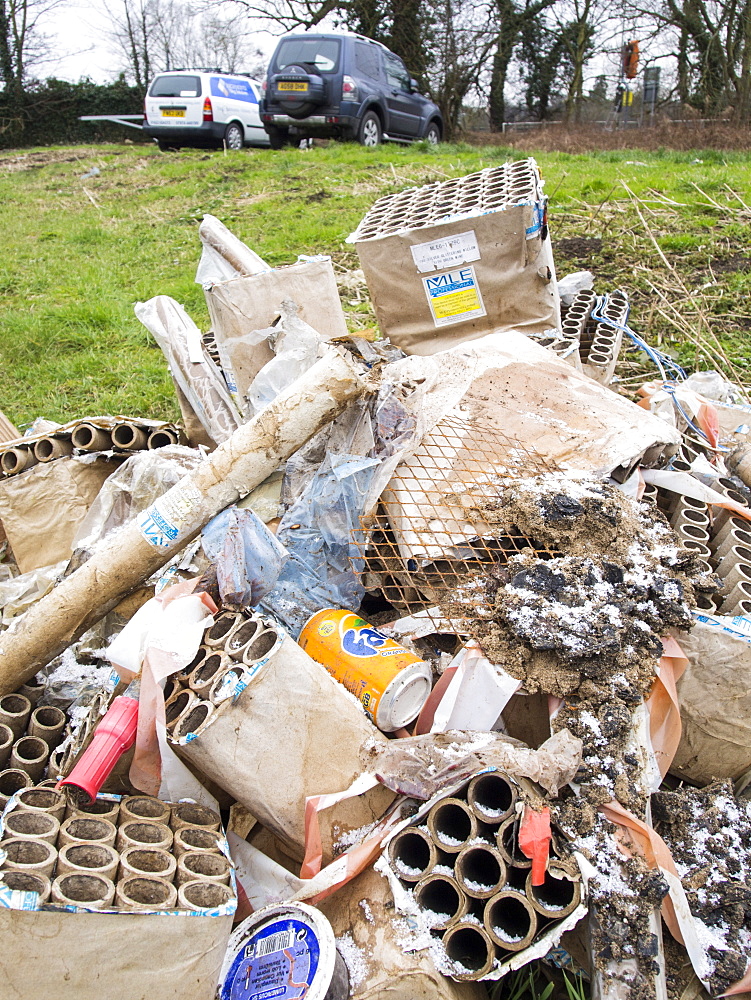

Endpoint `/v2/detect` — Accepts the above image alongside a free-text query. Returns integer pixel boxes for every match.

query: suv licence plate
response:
[278,81,308,92]
[162,109,185,117]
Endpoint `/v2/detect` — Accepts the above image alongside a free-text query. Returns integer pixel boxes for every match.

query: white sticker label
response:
[138,481,203,548]
[185,325,204,365]
[423,265,486,328]
[410,230,480,274]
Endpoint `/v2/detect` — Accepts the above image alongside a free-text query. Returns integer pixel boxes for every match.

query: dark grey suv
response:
[260,32,443,148]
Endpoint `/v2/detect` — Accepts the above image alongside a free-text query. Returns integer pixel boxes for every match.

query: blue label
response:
[341,625,387,657]
[210,77,258,104]
[222,919,320,1000]
[425,267,475,298]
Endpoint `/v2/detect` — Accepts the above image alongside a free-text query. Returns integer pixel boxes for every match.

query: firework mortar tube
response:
[57,679,140,804]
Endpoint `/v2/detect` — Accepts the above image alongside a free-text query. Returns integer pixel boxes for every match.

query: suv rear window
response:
[149,74,202,98]
[273,38,340,73]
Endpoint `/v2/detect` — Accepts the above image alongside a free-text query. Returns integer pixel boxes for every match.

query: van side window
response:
[355,42,382,81]
[384,52,410,92]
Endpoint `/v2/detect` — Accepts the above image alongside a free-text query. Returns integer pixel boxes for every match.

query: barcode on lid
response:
[254,929,296,958]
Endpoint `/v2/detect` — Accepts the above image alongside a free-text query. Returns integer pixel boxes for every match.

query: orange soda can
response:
[299,609,432,732]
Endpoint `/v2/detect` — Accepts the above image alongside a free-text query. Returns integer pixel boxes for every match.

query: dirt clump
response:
[653,781,751,996]
[438,471,716,994]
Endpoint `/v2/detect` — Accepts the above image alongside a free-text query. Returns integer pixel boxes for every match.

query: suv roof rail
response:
[281,29,388,50]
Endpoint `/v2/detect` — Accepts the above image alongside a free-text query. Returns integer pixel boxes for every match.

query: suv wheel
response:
[358,111,382,147]
[425,122,441,144]
[224,122,244,150]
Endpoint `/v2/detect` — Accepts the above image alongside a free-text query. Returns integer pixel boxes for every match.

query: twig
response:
[622,180,745,383]
[81,186,100,209]
[723,184,751,212]
[688,180,724,211]
[646,187,686,207]
[547,170,569,200]
[591,183,619,223]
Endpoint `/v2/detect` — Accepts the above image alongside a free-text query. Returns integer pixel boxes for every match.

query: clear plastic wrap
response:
[363,729,583,800]
[71,446,205,556]
[202,506,288,607]
[261,453,380,635]
[245,300,326,416]
[557,270,594,308]
[0,561,65,625]
[135,295,240,446]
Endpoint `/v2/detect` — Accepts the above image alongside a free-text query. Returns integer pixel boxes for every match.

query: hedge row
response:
[0,77,149,149]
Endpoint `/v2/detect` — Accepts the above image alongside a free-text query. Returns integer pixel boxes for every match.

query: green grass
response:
[1,140,750,428]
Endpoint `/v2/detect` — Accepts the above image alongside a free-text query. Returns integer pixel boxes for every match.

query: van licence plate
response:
[162,109,185,117]
[278,81,308,92]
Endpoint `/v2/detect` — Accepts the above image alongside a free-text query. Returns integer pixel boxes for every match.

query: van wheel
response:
[224,122,244,150]
[358,111,381,147]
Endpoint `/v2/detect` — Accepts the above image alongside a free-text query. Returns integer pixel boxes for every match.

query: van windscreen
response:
[273,38,340,73]
[150,75,201,97]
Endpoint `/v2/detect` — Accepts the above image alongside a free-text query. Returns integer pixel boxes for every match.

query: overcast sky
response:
[34,0,279,83]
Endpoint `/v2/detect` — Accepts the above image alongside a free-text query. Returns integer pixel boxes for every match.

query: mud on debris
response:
[439,471,721,994]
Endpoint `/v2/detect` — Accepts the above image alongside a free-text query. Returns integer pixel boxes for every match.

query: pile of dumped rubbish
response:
[1,157,751,1000]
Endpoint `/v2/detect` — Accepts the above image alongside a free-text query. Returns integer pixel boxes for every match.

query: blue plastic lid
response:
[220,902,337,1000]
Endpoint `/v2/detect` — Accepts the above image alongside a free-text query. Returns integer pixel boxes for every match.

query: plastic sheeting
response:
[135,295,240,446]
[261,453,380,636]
[202,506,288,607]
[71,446,205,556]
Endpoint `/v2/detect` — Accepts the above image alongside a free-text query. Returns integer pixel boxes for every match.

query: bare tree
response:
[105,0,264,87]
[624,0,751,119]
[487,0,561,130]
[425,0,496,135]
[0,0,63,93]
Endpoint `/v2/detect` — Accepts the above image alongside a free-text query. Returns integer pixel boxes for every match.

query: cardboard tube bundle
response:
[0,788,236,913]
[319,864,487,1000]
[170,610,394,863]
[580,290,628,385]
[0,693,69,801]
[0,416,181,483]
[0,349,367,692]
[387,772,583,979]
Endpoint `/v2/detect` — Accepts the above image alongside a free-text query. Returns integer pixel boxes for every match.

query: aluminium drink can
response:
[299,609,432,732]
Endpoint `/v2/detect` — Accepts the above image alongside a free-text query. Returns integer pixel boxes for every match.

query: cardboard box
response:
[0,408,19,444]
[0,456,117,573]
[0,906,233,1000]
[0,791,235,1000]
[349,160,561,355]
[205,257,348,360]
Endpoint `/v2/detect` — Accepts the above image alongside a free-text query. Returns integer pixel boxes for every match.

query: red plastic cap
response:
[58,695,139,803]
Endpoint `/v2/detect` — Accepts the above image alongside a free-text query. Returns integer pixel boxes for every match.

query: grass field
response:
[1,140,750,429]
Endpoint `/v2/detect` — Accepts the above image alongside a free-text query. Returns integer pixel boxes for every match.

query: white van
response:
[143,71,269,151]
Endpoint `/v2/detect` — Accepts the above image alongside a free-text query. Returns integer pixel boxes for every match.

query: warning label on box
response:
[423,265,486,327]
[410,230,480,273]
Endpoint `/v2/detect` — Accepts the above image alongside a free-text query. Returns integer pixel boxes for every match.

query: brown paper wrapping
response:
[174,631,394,865]
[0,908,232,1000]
[205,258,348,355]
[670,621,751,784]
[0,457,117,573]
